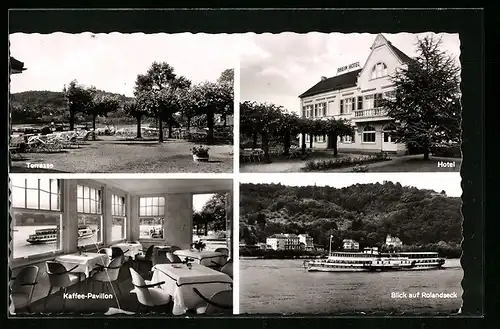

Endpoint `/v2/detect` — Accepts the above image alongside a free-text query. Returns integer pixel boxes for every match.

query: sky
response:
[239,173,462,197]
[239,32,461,114]
[193,193,216,212]
[9,32,238,97]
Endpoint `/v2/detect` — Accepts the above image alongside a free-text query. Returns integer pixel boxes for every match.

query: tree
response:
[63,80,94,131]
[322,118,354,156]
[124,100,149,139]
[216,69,235,127]
[383,35,461,160]
[191,80,232,144]
[134,62,190,143]
[85,92,121,139]
[200,193,227,233]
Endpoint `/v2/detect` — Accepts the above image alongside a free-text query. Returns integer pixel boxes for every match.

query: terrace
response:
[9,178,233,316]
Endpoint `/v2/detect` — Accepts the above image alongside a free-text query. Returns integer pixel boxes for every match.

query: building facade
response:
[298,234,314,251]
[385,234,403,248]
[298,34,413,154]
[266,233,301,251]
[343,239,360,251]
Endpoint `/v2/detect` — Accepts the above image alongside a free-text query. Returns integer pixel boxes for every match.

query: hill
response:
[240,182,462,256]
[10,90,137,125]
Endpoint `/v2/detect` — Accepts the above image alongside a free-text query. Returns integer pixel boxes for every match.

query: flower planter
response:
[193,154,209,162]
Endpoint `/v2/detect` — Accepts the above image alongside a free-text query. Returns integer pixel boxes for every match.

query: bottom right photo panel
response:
[238,173,463,315]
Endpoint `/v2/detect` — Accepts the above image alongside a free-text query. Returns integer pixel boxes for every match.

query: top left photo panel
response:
[8,33,235,173]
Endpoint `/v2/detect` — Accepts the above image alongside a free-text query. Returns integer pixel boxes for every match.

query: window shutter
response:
[358,96,363,110]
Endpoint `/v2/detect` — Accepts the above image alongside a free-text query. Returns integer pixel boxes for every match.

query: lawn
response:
[10,137,233,173]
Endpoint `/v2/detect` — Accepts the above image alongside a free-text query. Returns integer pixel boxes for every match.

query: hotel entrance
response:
[382,124,397,152]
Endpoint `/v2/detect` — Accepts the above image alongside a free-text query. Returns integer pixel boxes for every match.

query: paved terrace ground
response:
[240,151,462,173]
[11,136,233,173]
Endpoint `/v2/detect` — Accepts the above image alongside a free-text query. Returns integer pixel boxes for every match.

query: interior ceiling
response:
[92,178,233,194]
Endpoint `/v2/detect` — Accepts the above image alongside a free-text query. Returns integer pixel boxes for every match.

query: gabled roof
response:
[299,69,361,99]
[387,41,413,64]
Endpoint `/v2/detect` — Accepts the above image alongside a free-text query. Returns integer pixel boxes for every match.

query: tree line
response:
[193,193,228,236]
[240,182,462,257]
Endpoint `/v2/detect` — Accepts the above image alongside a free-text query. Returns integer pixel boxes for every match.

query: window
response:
[112,194,126,242]
[139,196,165,239]
[357,96,363,111]
[315,135,325,143]
[341,98,355,114]
[304,105,312,118]
[12,178,61,211]
[384,90,396,99]
[371,62,388,79]
[341,133,355,143]
[77,185,103,246]
[374,93,384,107]
[383,124,396,143]
[11,178,63,259]
[362,125,376,143]
[328,100,335,115]
[139,217,164,239]
[302,107,306,118]
[364,95,375,109]
[314,104,318,117]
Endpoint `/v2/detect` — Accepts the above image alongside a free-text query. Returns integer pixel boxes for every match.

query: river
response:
[240,258,462,314]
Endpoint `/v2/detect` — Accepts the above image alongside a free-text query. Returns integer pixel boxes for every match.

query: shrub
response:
[192,145,210,157]
[303,152,390,172]
[431,145,461,158]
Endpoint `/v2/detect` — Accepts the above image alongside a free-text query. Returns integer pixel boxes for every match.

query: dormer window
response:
[371,62,388,79]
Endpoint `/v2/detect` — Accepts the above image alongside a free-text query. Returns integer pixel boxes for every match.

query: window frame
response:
[76,184,104,247]
[138,195,166,241]
[11,178,62,212]
[111,193,127,243]
[362,125,377,144]
[11,178,64,261]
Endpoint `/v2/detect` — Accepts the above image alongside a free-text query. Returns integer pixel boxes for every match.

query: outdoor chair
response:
[241,148,254,162]
[90,255,124,299]
[10,265,39,313]
[129,268,171,312]
[44,261,80,311]
[252,148,265,162]
[192,288,233,315]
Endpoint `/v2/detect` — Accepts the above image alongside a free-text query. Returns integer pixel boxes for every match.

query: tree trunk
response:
[136,116,142,139]
[283,132,291,156]
[206,110,215,144]
[92,115,97,140]
[187,116,191,132]
[332,134,338,156]
[301,132,306,154]
[252,133,258,148]
[223,114,227,127]
[423,150,430,160]
[204,222,208,236]
[168,118,173,139]
[158,113,164,143]
[309,134,313,149]
[262,131,271,163]
[70,110,75,131]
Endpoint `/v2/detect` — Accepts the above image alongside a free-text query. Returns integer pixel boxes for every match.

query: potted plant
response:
[192,145,210,162]
[77,246,85,256]
[191,240,206,252]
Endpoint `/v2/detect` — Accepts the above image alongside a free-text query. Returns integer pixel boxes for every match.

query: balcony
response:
[352,107,391,122]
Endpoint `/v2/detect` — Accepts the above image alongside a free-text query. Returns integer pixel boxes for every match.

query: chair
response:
[111,247,129,260]
[215,247,229,257]
[10,266,39,312]
[192,288,233,315]
[99,248,113,258]
[129,268,171,311]
[90,255,124,299]
[166,252,182,263]
[169,246,181,253]
[135,245,155,273]
[152,253,171,266]
[220,260,233,279]
[44,261,80,311]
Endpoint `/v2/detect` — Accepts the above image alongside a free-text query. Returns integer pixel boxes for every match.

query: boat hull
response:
[308,266,369,272]
[27,233,95,245]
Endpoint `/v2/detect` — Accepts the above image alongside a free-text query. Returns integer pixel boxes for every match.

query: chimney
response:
[321,76,327,81]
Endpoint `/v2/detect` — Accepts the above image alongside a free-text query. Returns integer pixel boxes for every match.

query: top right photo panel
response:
[239,32,461,173]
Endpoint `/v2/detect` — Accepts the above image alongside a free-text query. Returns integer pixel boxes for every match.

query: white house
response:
[298,234,314,251]
[343,239,360,251]
[266,233,301,251]
[298,34,414,154]
[385,234,403,248]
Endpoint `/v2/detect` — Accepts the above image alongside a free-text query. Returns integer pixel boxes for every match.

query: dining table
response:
[111,242,143,259]
[55,252,110,278]
[151,263,233,315]
[174,249,227,267]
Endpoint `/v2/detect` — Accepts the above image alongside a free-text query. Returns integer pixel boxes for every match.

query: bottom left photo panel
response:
[8,176,234,316]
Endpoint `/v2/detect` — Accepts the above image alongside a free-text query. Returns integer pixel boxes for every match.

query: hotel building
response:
[298,34,414,154]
